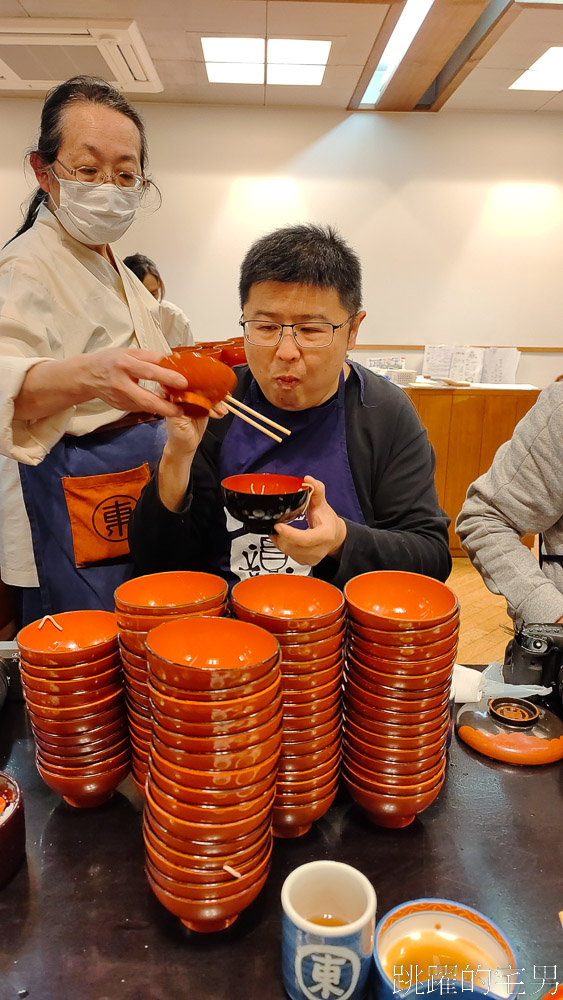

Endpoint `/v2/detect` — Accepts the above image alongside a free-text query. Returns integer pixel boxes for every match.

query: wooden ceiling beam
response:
[428,1,521,111]
[348,1,405,108]
[373,0,493,112]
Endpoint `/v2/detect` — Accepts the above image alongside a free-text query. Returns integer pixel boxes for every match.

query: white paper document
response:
[480,347,521,384]
[449,346,484,383]
[423,344,522,384]
[422,345,454,379]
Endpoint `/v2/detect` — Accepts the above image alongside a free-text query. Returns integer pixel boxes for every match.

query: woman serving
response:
[0,75,187,625]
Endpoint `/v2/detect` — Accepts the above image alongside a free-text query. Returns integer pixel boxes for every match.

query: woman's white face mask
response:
[50,174,141,246]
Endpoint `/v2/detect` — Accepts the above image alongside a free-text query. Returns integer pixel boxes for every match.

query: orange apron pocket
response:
[61,463,151,568]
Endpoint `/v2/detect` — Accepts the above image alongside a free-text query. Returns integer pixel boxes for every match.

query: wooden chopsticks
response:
[224,394,291,444]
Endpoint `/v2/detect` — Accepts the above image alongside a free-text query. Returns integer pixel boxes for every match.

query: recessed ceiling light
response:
[201,37,264,64]
[510,47,563,91]
[201,36,331,86]
[205,62,264,85]
[267,39,331,66]
[359,0,436,106]
[267,64,326,86]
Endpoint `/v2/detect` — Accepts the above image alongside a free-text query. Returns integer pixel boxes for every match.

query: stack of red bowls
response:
[342,571,459,829]
[231,576,344,839]
[17,611,130,808]
[114,571,228,790]
[143,616,282,933]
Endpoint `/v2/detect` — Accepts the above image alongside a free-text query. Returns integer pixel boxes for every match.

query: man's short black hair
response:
[239,223,362,315]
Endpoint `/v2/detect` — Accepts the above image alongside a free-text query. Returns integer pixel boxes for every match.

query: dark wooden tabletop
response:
[0,697,561,1000]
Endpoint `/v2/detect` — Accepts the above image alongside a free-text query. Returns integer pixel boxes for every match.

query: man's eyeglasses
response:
[240,315,356,349]
[54,158,146,191]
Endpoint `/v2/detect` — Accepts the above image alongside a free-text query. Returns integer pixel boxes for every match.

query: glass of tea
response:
[373,898,522,1000]
[281,860,377,1000]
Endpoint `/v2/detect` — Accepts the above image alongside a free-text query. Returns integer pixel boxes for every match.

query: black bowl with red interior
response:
[221,474,313,534]
[0,772,26,887]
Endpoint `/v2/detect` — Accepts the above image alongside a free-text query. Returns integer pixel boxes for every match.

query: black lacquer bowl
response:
[0,771,26,887]
[221,474,312,534]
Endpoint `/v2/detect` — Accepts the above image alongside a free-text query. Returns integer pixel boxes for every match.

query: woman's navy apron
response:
[18,419,166,624]
[218,365,365,585]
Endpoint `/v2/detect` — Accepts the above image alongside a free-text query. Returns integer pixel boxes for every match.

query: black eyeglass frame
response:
[239,314,357,349]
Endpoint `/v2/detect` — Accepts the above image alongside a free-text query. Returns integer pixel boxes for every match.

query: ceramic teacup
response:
[281,860,377,1000]
[373,898,521,1000]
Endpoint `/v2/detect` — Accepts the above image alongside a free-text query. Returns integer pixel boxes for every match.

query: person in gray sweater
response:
[456,382,563,625]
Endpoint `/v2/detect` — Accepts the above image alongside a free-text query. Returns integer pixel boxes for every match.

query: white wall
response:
[1,100,561,386]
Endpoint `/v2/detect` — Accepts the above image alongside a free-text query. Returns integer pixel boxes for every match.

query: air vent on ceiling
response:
[0,18,162,93]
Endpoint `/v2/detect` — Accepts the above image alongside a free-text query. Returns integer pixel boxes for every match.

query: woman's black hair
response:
[123,253,164,296]
[10,75,148,242]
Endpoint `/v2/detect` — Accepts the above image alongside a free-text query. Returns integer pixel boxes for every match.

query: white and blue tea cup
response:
[281,860,377,1000]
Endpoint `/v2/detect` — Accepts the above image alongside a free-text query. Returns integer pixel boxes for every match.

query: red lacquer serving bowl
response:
[272,786,337,839]
[350,615,459,647]
[344,571,459,631]
[232,576,344,633]
[151,729,281,774]
[153,711,283,755]
[148,675,281,724]
[36,759,130,808]
[350,633,457,663]
[143,813,271,875]
[159,351,237,418]
[18,611,118,667]
[146,864,269,933]
[115,570,227,615]
[150,742,279,791]
[20,649,121,681]
[146,617,280,690]
[343,773,444,828]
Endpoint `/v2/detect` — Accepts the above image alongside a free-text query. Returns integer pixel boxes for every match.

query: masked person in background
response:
[130,224,451,589]
[123,253,194,350]
[0,75,188,627]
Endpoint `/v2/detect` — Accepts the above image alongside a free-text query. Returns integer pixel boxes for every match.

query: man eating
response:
[129,223,451,588]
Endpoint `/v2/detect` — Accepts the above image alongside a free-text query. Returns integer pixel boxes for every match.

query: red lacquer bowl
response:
[146,617,279,690]
[345,571,458,631]
[159,351,236,417]
[115,570,227,615]
[231,576,344,633]
[146,864,268,933]
[18,611,118,667]
[343,772,444,828]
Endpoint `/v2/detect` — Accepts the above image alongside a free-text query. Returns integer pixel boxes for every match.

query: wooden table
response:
[0,695,561,1000]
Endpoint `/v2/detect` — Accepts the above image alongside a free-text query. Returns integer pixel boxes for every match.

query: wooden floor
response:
[447,557,512,666]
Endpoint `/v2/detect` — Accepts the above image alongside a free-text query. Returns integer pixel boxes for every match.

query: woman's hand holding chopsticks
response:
[271,475,347,566]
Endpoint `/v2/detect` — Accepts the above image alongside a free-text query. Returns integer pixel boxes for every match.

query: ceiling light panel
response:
[267,64,326,86]
[205,63,264,84]
[267,39,331,66]
[201,37,264,64]
[510,47,563,91]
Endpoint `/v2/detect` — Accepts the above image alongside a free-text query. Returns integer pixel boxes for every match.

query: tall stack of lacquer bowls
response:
[231,576,345,838]
[17,611,130,808]
[143,616,282,932]
[342,571,459,829]
[114,571,228,791]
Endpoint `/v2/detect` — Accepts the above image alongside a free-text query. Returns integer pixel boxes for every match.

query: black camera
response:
[503,622,563,717]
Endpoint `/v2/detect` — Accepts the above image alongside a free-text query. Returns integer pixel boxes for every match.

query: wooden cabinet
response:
[404,386,541,556]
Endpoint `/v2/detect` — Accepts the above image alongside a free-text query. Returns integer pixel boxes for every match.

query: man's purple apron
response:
[218,366,365,585]
[18,419,166,623]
